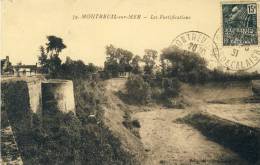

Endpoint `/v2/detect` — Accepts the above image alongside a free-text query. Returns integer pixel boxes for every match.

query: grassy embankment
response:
[1,78,141,165]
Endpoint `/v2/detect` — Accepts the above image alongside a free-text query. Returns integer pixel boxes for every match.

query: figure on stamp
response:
[222,3,258,46]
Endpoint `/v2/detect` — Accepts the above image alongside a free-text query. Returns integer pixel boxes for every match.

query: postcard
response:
[1,0,260,165]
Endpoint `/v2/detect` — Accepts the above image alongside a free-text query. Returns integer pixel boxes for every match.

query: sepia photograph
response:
[1,0,260,164]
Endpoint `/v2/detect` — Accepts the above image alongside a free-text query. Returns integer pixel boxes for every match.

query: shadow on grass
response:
[207,97,260,104]
[115,90,149,105]
[116,90,185,109]
[178,112,260,164]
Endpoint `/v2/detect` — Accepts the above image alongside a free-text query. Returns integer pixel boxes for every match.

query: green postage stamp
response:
[222,1,258,46]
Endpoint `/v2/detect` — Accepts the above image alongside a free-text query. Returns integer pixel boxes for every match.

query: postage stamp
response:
[171,31,220,70]
[221,1,258,46]
[213,28,260,71]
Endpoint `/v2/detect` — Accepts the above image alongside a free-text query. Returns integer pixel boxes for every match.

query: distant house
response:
[13,64,38,76]
[119,72,131,78]
[1,56,39,76]
[1,56,13,75]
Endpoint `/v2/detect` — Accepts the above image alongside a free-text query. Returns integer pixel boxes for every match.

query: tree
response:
[62,58,87,79]
[38,35,66,77]
[46,36,67,57]
[86,63,98,73]
[143,49,157,75]
[46,35,66,77]
[105,45,119,63]
[104,44,134,77]
[104,45,120,77]
[131,55,142,74]
[161,78,180,98]
[49,55,62,77]
[118,48,133,73]
[160,46,209,83]
[126,75,152,104]
[65,56,73,65]
[38,46,48,73]
[160,55,167,76]
[61,57,99,79]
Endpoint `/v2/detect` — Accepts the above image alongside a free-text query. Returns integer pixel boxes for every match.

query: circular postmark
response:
[171,31,220,70]
[213,28,260,71]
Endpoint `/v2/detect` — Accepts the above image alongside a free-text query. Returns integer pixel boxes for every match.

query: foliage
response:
[160,46,260,83]
[1,79,137,165]
[46,35,67,56]
[59,57,99,80]
[86,63,98,73]
[61,58,87,79]
[125,75,152,104]
[73,79,106,123]
[131,55,142,74]
[38,35,66,77]
[161,78,181,98]
[142,49,157,75]
[48,54,62,78]
[38,46,49,73]
[104,46,159,77]
[122,72,182,107]
[161,46,209,83]
[179,112,260,163]
[104,44,134,77]
[122,112,141,138]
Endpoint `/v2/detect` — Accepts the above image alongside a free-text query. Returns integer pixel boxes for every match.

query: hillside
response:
[102,78,146,164]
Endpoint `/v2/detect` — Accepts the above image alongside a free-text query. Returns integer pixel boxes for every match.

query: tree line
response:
[37,35,260,83]
[104,44,158,77]
[38,35,100,79]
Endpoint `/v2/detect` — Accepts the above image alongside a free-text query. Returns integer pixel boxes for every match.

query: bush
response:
[161,47,209,83]
[126,75,152,104]
[122,112,141,138]
[73,79,106,123]
[132,120,141,128]
[161,78,180,98]
[161,46,260,83]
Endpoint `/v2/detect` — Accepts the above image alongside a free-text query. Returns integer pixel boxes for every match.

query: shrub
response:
[126,75,152,104]
[132,120,141,128]
[160,46,260,83]
[161,47,209,83]
[161,78,181,98]
[73,79,106,123]
[122,112,141,138]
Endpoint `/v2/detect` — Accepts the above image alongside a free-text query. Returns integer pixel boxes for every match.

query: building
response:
[1,56,13,75]
[13,64,38,76]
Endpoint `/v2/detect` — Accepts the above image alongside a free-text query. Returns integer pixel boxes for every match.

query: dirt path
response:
[104,79,259,165]
[133,82,259,165]
[134,108,249,165]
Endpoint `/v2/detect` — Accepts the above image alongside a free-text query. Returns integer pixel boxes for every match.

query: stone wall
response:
[42,79,75,114]
[27,80,42,115]
[2,77,76,115]
[1,78,76,165]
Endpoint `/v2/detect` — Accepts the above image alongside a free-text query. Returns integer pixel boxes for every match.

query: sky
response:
[1,0,260,72]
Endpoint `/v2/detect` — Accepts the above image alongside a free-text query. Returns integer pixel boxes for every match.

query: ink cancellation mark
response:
[222,2,258,46]
[171,31,219,70]
[214,28,260,71]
